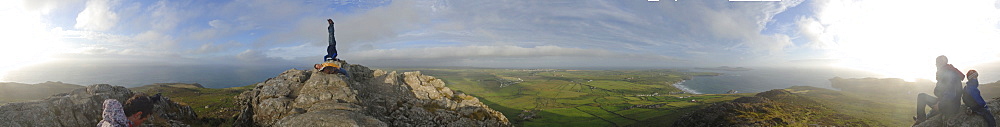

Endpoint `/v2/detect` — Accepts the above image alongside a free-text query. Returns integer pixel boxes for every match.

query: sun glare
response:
[0,1,65,81]
[819,0,1000,82]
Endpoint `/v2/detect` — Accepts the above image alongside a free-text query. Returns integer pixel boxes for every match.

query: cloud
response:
[146,0,193,31]
[22,0,87,15]
[236,49,265,62]
[341,45,680,68]
[209,20,230,29]
[350,45,616,60]
[33,0,813,69]
[193,41,244,54]
[74,0,119,31]
[391,0,803,57]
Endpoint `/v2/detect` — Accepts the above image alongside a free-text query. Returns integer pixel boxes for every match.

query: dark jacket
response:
[964,78,988,108]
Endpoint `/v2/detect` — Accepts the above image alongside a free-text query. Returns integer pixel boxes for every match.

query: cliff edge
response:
[233,61,510,126]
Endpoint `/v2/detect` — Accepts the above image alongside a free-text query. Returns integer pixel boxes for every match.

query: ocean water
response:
[676,66,884,94]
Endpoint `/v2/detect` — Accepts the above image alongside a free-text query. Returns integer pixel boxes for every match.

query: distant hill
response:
[977,80,1000,99]
[674,86,914,126]
[695,66,752,71]
[0,81,83,104]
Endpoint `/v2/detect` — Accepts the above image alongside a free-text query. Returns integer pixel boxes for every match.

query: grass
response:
[382,68,735,126]
[784,86,913,126]
[130,83,255,126]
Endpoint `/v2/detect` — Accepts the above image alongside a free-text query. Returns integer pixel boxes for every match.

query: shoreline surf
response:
[672,80,702,94]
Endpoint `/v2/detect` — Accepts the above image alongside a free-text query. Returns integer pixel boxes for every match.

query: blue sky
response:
[3,0,1000,81]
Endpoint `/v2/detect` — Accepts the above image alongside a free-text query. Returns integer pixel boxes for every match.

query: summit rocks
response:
[0,84,197,126]
[234,61,510,127]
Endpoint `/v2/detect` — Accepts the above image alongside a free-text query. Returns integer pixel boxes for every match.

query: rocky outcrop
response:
[234,61,510,127]
[0,84,197,127]
[914,98,1000,127]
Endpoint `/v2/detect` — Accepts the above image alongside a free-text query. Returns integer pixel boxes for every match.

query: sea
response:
[675,66,885,94]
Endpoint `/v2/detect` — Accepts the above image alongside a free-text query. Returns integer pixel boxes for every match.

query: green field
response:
[131,83,255,126]
[383,68,743,126]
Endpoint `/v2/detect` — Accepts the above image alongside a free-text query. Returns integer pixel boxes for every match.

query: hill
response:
[675,86,915,126]
[0,81,84,104]
[130,83,254,126]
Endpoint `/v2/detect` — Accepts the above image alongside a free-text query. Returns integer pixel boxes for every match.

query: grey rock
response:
[235,61,510,127]
[0,84,196,127]
[915,98,1000,127]
[274,109,386,127]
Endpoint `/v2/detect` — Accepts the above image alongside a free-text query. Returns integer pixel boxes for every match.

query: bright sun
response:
[818,0,1000,82]
[0,1,65,81]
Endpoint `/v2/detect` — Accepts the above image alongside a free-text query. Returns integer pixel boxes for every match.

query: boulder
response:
[914,98,1000,127]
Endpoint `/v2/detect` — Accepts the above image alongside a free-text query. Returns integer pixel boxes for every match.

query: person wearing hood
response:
[914,55,965,125]
[963,70,996,127]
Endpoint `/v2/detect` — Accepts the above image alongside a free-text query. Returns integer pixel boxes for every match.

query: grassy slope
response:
[130,83,255,126]
[384,68,736,127]
[0,81,84,104]
[782,86,912,126]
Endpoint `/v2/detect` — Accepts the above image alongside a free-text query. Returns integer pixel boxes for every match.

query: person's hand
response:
[128,112,147,126]
[967,70,978,80]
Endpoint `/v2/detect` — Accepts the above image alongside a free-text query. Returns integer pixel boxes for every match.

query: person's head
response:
[327,19,333,24]
[314,64,323,70]
[936,55,948,68]
[967,70,978,79]
[123,93,159,119]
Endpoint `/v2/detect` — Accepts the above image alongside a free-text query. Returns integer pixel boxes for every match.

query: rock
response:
[274,109,386,127]
[234,61,510,127]
[0,84,197,127]
[914,98,1000,127]
[726,90,738,94]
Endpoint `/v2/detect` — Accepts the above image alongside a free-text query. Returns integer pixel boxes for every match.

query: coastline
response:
[672,80,702,94]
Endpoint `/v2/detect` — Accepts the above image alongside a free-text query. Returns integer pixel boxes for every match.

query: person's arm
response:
[127,112,147,127]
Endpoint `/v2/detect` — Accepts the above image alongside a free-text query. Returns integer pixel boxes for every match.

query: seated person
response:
[915,55,965,125]
[99,93,159,127]
[963,70,996,127]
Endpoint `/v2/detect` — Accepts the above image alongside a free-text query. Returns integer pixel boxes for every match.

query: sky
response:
[3,0,1000,84]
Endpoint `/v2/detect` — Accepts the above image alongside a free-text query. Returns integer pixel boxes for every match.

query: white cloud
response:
[336,45,679,68]
[22,0,87,15]
[209,19,230,29]
[349,45,616,60]
[74,0,119,31]
[193,41,243,54]
[236,49,265,62]
[147,0,189,31]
